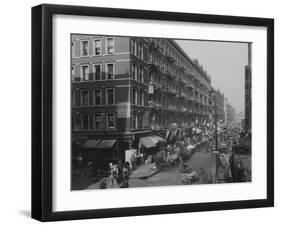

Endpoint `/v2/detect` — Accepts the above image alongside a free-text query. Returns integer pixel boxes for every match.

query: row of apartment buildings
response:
[71,34,234,162]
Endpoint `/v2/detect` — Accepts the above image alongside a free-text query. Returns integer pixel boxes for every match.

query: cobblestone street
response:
[87,146,217,189]
[70,35,252,191]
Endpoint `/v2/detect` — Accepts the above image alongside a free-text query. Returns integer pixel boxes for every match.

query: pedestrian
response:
[75,154,84,176]
[116,160,123,184]
[236,160,245,182]
[124,161,131,171]
[109,162,117,188]
[123,166,130,181]
[121,165,130,188]
[130,153,136,170]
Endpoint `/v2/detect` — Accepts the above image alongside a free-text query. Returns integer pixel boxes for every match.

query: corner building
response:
[71,35,213,163]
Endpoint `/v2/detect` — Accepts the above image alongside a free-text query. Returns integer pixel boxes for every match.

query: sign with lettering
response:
[148,84,154,94]
[117,102,130,118]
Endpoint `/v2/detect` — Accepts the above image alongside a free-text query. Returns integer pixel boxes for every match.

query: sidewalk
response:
[87,163,160,189]
[129,163,160,179]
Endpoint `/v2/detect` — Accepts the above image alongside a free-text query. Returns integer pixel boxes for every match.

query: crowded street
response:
[94,147,216,189]
[70,35,252,191]
[72,123,251,190]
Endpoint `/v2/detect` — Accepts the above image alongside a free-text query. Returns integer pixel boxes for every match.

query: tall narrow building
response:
[245,43,252,132]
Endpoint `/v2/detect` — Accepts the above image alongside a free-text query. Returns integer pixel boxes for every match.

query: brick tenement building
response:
[245,43,252,132]
[71,34,213,162]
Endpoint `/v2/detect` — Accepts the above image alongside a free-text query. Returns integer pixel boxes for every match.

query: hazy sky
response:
[176,40,248,113]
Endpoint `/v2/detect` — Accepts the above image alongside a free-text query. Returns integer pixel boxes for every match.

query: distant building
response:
[226,104,236,125]
[245,43,252,132]
[241,118,245,129]
[213,89,225,122]
[236,111,245,127]
[224,97,228,123]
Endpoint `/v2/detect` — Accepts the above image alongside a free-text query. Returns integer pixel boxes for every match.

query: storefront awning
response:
[150,135,165,143]
[187,144,195,150]
[81,139,100,149]
[96,139,116,149]
[140,137,157,149]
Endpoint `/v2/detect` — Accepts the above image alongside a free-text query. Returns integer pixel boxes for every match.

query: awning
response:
[81,139,100,149]
[187,145,195,150]
[150,135,165,143]
[96,139,116,149]
[140,137,157,149]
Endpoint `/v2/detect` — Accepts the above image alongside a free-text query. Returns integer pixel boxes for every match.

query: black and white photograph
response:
[29,3,274,222]
[71,35,252,190]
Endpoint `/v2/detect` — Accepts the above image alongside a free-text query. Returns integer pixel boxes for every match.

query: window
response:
[138,67,144,82]
[132,89,137,105]
[138,44,141,58]
[149,72,153,83]
[106,88,115,105]
[94,89,102,106]
[93,39,101,55]
[71,66,75,81]
[72,90,75,106]
[94,113,102,130]
[137,67,141,81]
[106,38,114,54]
[72,41,75,57]
[134,65,138,80]
[131,64,136,80]
[106,63,114,80]
[138,114,143,128]
[80,65,89,81]
[131,39,135,54]
[93,64,101,80]
[73,113,80,130]
[72,114,74,130]
[140,90,144,106]
[81,90,89,106]
[131,64,137,80]
[106,113,115,129]
[139,90,143,106]
[134,41,138,56]
[80,40,89,56]
[132,112,137,129]
[141,68,144,83]
[81,114,89,130]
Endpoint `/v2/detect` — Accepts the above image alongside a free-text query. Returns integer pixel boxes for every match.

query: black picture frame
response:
[32,4,274,222]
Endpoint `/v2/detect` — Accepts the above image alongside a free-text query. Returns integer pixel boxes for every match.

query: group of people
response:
[160,123,219,147]
[99,161,131,189]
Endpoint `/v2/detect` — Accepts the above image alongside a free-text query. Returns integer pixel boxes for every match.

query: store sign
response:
[148,84,154,94]
[117,102,130,118]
